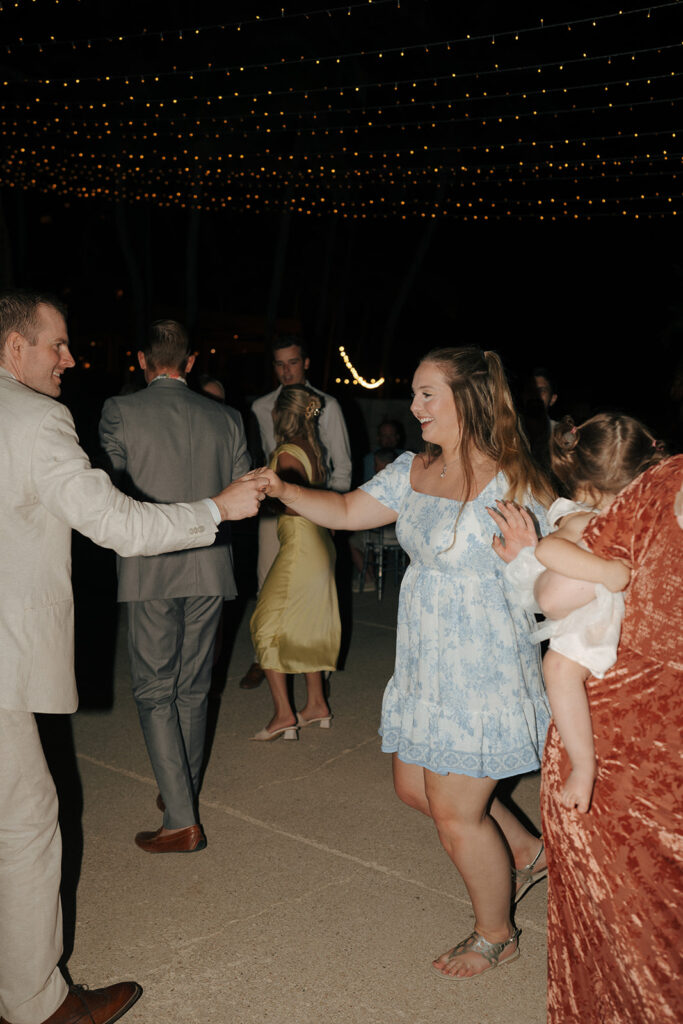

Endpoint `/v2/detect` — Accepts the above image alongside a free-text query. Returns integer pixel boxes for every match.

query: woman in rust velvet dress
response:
[540,455,683,1024]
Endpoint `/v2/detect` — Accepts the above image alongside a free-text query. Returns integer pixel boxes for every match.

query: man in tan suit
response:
[0,290,265,1024]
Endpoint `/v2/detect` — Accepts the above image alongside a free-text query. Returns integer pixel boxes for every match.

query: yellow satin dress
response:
[250,444,341,673]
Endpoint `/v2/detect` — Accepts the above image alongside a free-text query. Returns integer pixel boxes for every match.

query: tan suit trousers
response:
[0,710,68,1024]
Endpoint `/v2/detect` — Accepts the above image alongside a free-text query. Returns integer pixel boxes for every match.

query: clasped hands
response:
[210,467,288,521]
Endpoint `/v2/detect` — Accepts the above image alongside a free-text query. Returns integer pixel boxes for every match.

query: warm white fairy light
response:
[338,345,384,388]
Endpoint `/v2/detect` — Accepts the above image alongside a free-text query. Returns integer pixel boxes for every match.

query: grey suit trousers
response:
[127,596,223,829]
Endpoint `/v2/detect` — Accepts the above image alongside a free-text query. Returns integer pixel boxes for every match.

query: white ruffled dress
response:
[504,498,624,678]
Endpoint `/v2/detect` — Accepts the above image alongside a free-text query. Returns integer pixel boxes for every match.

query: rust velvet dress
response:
[541,455,683,1024]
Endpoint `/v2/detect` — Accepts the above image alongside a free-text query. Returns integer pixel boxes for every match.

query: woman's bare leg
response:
[392,754,431,815]
[262,669,297,732]
[299,672,330,722]
[424,770,517,977]
[490,798,545,873]
[393,754,544,871]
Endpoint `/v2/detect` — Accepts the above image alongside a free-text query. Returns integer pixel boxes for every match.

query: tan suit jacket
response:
[0,368,217,714]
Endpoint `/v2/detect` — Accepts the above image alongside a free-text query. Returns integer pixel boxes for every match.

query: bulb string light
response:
[2,164,677,221]
[1,0,400,53]
[5,35,681,96]
[3,118,677,163]
[4,1,678,57]
[338,346,384,388]
[0,2,679,220]
[2,94,678,148]
[4,67,679,134]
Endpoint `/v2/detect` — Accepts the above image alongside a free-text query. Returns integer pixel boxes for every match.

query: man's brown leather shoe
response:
[0,981,142,1024]
[239,661,265,689]
[134,824,206,853]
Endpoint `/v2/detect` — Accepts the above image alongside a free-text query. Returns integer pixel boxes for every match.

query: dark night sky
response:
[1,1,681,446]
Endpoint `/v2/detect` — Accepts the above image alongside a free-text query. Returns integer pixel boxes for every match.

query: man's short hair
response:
[0,288,67,358]
[271,335,308,361]
[142,319,191,371]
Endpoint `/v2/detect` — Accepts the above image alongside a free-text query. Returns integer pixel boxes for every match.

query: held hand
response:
[487,500,538,564]
[244,467,284,500]
[211,474,268,521]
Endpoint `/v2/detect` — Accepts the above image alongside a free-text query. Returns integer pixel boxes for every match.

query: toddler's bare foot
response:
[560,767,595,813]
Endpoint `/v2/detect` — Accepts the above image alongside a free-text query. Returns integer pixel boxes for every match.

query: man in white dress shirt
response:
[0,290,265,1024]
[239,338,351,689]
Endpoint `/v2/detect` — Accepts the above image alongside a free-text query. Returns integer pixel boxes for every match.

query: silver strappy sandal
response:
[433,927,521,980]
[514,841,548,903]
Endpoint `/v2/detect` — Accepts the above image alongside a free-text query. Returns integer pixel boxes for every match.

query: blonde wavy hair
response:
[422,347,554,511]
[273,384,326,484]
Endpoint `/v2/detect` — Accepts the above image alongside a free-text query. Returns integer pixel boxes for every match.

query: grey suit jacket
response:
[99,378,250,602]
[0,368,218,714]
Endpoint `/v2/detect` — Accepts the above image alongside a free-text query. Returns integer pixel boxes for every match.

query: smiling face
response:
[410,361,460,450]
[273,344,309,387]
[9,303,74,397]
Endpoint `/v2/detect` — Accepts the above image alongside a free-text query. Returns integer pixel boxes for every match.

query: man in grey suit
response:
[0,291,265,1024]
[99,319,249,855]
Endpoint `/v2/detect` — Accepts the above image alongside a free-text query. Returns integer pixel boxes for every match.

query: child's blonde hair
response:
[550,413,665,501]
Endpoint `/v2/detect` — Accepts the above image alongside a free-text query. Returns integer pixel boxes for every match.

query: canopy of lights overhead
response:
[1,0,680,222]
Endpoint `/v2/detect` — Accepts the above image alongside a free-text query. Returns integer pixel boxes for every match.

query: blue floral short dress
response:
[360,452,550,779]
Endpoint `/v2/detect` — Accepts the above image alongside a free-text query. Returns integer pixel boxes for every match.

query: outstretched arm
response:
[253,467,396,531]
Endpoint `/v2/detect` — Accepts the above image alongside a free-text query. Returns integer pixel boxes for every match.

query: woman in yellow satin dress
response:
[249,384,341,740]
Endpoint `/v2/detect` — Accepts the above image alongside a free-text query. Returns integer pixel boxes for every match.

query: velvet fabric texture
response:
[542,455,683,1024]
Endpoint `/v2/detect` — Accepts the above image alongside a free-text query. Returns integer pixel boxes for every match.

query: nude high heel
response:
[296,712,332,729]
[250,724,299,742]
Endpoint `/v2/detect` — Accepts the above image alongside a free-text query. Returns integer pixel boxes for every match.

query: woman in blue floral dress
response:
[257,348,554,979]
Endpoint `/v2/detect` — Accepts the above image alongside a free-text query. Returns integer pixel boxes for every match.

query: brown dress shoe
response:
[239,661,265,689]
[134,824,206,853]
[3,982,143,1024]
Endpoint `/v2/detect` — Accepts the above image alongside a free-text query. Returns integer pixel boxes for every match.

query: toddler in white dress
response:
[490,413,664,813]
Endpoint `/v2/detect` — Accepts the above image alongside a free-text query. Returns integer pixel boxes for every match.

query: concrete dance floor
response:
[65,586,548,1024]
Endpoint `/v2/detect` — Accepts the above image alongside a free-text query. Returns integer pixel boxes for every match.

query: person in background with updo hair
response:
[491,413,665,815]
[249,384,340,741]
[255,348,555,979]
